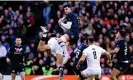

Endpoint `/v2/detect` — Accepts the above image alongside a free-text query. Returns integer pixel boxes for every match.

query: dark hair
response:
[63,3,72,8]
[86,36,94,44]
[118,30,126,38]
[16,36,22,39]
[81,34,88,43]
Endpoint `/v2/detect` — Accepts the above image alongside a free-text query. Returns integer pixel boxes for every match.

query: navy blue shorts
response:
[114,62,130,72]
[11,64,24,74]
[66,31,79,45]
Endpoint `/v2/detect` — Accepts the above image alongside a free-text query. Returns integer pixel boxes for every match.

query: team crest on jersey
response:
[71,35,74,38]
[15,48,23,52]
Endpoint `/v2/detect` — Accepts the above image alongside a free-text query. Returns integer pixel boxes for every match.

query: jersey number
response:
[76,52,79,58]
[93,51,97,59]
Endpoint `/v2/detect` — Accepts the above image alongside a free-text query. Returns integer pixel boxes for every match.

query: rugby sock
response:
[59,66,64,80]
[59,41,69,57]
[59,41,70,64]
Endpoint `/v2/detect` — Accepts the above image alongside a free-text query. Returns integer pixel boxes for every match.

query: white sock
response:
[59,42,70,64]
[59,42,69,57]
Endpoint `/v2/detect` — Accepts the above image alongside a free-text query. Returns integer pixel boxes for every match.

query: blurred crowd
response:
[0,1,133,75]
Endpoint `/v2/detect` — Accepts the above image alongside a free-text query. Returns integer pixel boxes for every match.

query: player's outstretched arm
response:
[76,55,86,69]
[103,51,112,67]
[109,47,119,54]
[110,40,120,54]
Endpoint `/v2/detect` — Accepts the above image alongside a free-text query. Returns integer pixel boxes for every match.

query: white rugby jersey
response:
[83,45,106,70]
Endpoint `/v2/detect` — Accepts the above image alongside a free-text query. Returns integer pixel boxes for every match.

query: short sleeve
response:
[100,47,106,55]
[83,48,88,56]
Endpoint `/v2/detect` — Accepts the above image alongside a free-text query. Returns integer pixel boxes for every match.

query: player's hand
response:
[76,65,80,70]
[6,58,10,63]
[107,61,113,67]
[58,18,62,25]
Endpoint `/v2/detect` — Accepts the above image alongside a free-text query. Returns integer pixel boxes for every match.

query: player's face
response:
[115,32,120,39]
[15,38,22,45]
[64,7,71,15]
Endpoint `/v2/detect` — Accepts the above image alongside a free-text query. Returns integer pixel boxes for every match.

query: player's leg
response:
[94,70,101,80]
[0,73,3,80]
[56,54,64,80]
[73,60,82,80]
[59,34,70,43]
[111,62,130,80]
[80,72,94,80]
[11,65,18,80]
[55,42,64,80]
[58,31,78,48]
[20,72,25,80]
[11,73,16,80]
[38,26,49,52]
[85,76,93,80]
[56,54,63,69]
[37,41,51,52]
[116,74,121,80]
[80,69,98,80]
[79,71,87,80]
[19,64,25,80]
[110,68,121,80]
[0,64,3,80]
[59,41,70,64]
[116,63,130,80]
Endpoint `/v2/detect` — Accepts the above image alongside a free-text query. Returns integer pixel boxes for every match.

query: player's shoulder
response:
[79,43,87,48]
[94,45,103,49]
[89,45,102,50]
[83,46,90,52]
[116,39,125,44]
[68,12,76,17]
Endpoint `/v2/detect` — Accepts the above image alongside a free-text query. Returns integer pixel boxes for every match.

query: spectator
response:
[0,1,133,75]
[43,1,52,25]
[0,38,7,74]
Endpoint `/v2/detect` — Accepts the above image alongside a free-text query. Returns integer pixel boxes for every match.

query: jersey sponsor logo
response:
[14,48,23,54]
[14,52,22,54]
[15,48,23,52]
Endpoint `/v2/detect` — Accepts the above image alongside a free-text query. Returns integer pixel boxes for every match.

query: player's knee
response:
[110,75,116,80]
[20,72,25,80]
[60,36,67,42]
[21,77,25,80]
